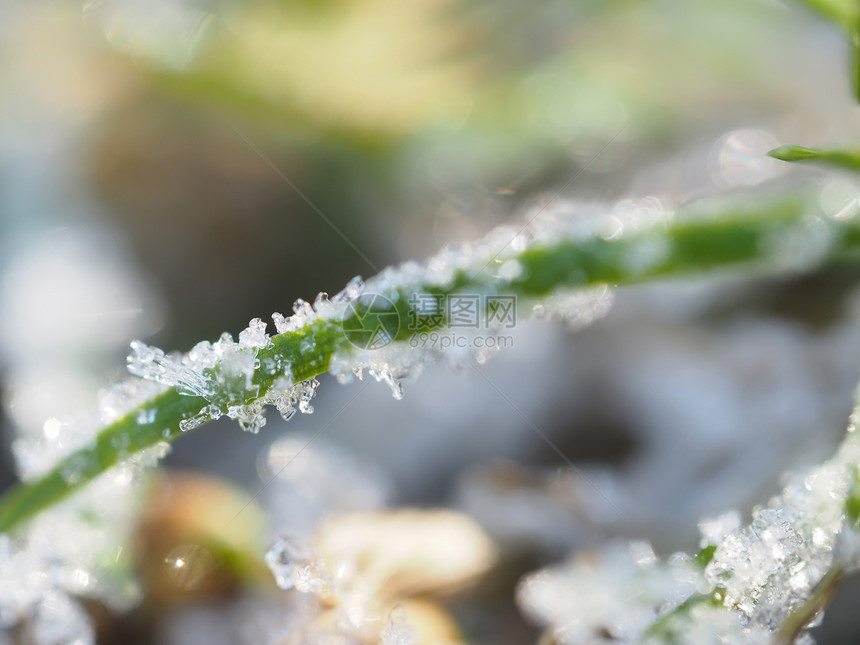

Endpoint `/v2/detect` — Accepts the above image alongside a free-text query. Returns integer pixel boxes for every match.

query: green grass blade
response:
[3,194,860,535]
[790,0,857,29]
[853,7,860,102]
[769,144,860,173]
[786,0,860,102]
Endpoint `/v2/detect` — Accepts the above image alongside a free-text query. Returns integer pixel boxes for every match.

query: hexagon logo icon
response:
[341,293,400,350]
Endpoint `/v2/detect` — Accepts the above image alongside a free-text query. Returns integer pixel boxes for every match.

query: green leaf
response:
[853,8,860,102]
[790,0,857,30]
[786,1,860,103]
[769,145,860,173]
[845,466,860,526]
[693,544,717,568]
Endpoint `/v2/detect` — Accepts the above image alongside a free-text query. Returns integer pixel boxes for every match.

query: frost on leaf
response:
[126,199,693,432]
[128,317,320,434]
[517,542,703,644]
[517,394,860,644]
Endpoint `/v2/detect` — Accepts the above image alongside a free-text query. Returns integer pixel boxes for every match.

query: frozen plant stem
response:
[2,194,860,534]
[774,566,845,645]
[514,388,860,643]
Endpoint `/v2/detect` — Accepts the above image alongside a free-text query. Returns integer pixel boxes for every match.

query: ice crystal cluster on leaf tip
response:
[517,400,860,644]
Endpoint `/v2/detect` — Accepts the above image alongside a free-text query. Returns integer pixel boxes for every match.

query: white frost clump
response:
[264,536,327,594]
[698,510,742,546]
[517,542,703,644]
[705,425,860,631]
[329,344,428,400]
[128,317,320,434]
[128,277,378,432]
[517,404,860,644]
[515,539,773,644]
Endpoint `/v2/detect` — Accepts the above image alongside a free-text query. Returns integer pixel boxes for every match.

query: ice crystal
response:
[128,315,320,433]
[644,604,771,645]
[517,541,702,644]
[315,198,687,395]
[264,535,335,598]
[703,429,860,632]
[235,377,319,432]
[6,188,853,643]
[238,317,270,349]
[379,606,417,645]
[264,535,313,590]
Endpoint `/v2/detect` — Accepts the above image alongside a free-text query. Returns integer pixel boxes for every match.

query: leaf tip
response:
[767,145,817,162]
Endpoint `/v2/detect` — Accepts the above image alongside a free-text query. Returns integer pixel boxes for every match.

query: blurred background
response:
[3,0,860,643]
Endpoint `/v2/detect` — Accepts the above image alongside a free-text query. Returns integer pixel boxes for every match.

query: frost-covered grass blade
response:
[520,384,860,644]
[2,192,860,536]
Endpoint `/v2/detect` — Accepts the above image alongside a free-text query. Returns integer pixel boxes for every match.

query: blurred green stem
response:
[769,145,860,173]
[790,0,857,30]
